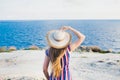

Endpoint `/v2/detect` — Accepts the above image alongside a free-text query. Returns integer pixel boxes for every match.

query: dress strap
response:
[68,45,71,51]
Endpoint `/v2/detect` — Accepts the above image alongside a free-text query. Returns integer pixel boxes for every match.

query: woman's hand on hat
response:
[60,26,72,31]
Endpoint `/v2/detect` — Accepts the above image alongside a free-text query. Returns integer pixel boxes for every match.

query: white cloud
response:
[0,0,120,20]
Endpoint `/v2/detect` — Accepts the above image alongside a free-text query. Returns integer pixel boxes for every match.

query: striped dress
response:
[45,46,72,80]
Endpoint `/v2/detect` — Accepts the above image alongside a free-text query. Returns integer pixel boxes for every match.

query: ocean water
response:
[0,20,120,52]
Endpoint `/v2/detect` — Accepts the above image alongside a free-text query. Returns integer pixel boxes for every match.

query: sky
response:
[0,0,120,20]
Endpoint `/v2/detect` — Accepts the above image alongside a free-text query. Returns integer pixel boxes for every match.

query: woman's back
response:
[46,46,72,80]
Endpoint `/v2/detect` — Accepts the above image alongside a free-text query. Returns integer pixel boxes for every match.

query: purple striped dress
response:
[45,46,72,80]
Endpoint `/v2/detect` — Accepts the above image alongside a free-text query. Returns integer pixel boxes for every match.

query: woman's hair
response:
[49,47,67,77]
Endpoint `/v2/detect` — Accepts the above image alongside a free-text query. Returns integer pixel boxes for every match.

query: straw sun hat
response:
[46,30,71,49]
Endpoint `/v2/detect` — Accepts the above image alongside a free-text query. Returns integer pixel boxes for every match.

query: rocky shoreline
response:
[0,45,118,53]
[75,46,113,53]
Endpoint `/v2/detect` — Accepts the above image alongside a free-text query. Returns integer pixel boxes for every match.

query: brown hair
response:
[49,47,67,77]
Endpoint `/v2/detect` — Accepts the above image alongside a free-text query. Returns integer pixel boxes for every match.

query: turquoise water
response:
[0,20,120,51]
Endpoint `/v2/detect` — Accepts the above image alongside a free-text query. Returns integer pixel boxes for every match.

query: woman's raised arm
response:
[60,26,85,52]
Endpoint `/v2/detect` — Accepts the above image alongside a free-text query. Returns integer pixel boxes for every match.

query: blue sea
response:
[0,20,120,52]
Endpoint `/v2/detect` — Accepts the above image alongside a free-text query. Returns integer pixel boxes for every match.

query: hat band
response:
[53,34,64,42]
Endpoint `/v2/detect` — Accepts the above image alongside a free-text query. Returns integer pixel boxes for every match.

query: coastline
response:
[0,50,120,80]
[0,45,119,53]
